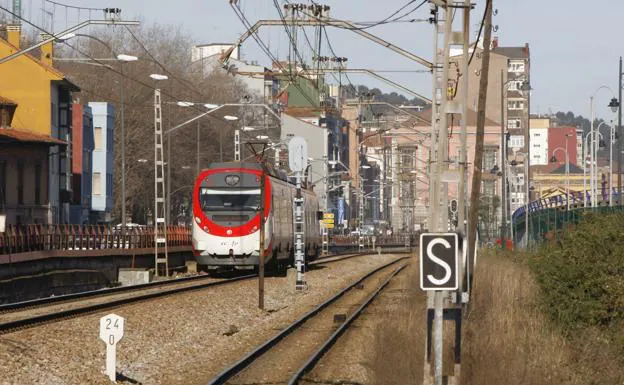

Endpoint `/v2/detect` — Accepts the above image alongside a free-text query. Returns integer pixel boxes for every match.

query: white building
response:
[88,102,115,224]
[280,114,328,210]
[191,43,277,103]
[576,128,584,167]
[529,127,549,165]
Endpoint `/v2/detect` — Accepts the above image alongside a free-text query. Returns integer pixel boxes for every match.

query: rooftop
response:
[0,127,66,145]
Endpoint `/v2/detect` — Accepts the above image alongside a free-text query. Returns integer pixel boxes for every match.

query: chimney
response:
[40,33,54,67]
[6,24,21,49]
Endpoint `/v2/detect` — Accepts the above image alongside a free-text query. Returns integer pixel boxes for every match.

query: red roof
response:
[0,128,66,145]
[0,96,16,106]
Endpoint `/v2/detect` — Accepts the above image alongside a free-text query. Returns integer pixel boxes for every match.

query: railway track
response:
[0,249,410,335]
[207,257,409,385]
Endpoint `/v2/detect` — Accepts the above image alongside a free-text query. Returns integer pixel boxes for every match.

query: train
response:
[192,162,322,272]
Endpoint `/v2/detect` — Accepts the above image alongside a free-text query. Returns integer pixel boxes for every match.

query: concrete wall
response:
[280,113,328,210]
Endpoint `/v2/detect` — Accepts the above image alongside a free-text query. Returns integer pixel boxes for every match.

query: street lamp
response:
[150,73,168,81]
[550,146,569,210]
[589,86,617,207]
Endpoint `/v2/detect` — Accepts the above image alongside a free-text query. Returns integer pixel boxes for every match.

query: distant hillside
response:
[344,84,428,107]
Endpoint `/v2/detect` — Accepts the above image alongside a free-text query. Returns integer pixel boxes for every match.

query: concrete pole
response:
[196,119,201,176]
[590,96,595,207]
[120,63,126,226]
[500,69,506,248]
[610,123,614,206]
[618,56,622,205]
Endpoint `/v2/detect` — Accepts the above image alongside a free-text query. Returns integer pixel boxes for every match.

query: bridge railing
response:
[0,224,192,255]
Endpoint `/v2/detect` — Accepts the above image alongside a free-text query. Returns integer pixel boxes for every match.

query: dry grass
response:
[367,252,624,384]
[461,252,624,385]
[370,264,427,384]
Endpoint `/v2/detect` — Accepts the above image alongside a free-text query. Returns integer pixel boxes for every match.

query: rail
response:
[0,224,192,255]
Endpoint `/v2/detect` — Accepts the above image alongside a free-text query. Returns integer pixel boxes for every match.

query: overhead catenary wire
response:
[0,5,267,142]
[230,2,318,107]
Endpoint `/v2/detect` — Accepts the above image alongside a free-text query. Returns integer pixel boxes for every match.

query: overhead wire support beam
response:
[220,19,432,69]
[0,19,140,64]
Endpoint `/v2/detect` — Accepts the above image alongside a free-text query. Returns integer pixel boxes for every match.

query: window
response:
[509,135,524,148]
[1,108,8,126]
[93,173,102,195]
[508,80,523,91]
[482,180,496,197]
[0,161,5,206]
[17,162,24,205]
[483,148,498,171]
[507,118,521,129]
[94,127,103,150]
[35,162,42,205]
[508,100,524,110]
[508,61,525,73]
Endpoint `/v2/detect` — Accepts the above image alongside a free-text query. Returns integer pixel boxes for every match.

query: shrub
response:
[530,212,624,335]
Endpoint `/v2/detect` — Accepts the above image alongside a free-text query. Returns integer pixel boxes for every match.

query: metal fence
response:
[0,224,192,255]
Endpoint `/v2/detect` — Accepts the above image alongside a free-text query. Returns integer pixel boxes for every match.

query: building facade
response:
[0,25,79,224]
[0,96,66,225]
[70,103,94,224]
[548,126,578,168]
[88,102,115,224]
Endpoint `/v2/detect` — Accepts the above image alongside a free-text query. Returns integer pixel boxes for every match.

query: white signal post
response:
[288,136,308,291]
[99,314,125,383]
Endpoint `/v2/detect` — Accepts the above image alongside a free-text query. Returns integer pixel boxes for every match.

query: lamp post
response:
[550,147,569,210]
[608,97,620,205]
[589,87,618,207]
[499,71,528,248]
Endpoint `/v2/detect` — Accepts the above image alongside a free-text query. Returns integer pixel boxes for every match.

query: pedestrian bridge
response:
[511,189,624,245]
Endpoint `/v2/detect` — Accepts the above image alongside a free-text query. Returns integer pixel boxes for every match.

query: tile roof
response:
[0,96,17,105]
[0,128,66,145]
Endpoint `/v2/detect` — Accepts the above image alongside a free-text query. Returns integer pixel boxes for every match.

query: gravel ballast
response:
[0,253,408,385]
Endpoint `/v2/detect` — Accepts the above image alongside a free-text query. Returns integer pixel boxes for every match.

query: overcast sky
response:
[7,0,624,121]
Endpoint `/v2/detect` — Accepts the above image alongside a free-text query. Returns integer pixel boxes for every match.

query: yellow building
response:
[0,25,80,224]
[532,163,618,200]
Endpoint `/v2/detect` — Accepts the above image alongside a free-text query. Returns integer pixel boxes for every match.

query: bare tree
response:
[56,22,251,224]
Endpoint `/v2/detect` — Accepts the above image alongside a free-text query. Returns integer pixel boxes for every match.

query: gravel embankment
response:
[0,276,224,324]
[0,253,408,385]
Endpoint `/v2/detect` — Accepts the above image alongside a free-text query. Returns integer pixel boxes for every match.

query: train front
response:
[192,163,271,269]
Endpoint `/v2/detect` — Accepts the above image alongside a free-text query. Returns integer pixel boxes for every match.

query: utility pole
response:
[423,1,471,384]
[258,166,265,310]
[619,56,622,205]
[500,69,507,249]
[154,89,169,278]
[468,0,493,279]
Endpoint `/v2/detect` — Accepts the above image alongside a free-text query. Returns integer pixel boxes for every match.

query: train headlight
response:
[195,216,201,224]
[203,226,209,233]
[227,229,233,235]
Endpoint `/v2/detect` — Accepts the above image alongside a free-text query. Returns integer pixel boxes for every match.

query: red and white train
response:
[192,162,321,272]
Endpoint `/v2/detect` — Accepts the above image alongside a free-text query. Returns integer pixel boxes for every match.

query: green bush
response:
[530,212,624,334]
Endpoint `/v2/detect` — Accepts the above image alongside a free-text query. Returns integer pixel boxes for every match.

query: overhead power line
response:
[0,5,265,138]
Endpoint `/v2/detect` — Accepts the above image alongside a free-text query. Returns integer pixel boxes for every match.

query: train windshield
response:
[199,188,260,212]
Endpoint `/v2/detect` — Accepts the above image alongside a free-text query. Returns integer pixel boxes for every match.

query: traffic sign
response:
[323,212,334,219]
[419,233,459,290]
[99,314,125,382]
[288,136,308,172]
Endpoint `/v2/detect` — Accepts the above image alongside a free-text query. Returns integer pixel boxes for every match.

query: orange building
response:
[0,25,80,224]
